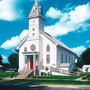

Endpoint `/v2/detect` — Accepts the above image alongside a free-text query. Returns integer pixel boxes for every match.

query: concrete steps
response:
[17,70,29,79]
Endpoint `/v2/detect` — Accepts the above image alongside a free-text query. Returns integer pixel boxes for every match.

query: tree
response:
[8,53,19,71]
[0,54,3,65]
[3,63,10,71]
[80,48,90,65]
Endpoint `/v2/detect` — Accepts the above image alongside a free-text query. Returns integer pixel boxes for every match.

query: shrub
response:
[0,72,16,78]
[32,75,79,80]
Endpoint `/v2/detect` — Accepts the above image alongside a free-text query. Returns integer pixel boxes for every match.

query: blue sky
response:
[0,0,90,63]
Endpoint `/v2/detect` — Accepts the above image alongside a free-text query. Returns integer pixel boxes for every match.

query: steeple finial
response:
[28,0,43,19]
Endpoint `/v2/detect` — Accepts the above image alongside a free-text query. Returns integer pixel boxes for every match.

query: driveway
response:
[44,85,90,90]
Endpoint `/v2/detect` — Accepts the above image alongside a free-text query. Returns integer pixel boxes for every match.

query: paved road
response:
[0,83,90,90]
[44,86,90,90]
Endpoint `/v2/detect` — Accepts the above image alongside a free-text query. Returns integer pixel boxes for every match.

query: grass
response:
[0,72,16,78]
[0,72,90,85]
[31,75,79,80]
[80,72,90,76]
[2,79,90,85]
[88,77,90,80]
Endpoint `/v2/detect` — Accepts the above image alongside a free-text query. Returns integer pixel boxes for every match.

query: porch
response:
[23,52,40,76]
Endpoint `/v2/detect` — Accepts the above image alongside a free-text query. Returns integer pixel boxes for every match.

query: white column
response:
[39,54,41,76]
[33,54,36,76]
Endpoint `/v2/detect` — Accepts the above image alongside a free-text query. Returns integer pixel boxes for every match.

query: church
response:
[17,0,77,76]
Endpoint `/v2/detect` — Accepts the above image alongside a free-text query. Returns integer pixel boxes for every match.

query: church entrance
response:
[30,60,33,70]
[24,53,39,75]
[29,55,34,70]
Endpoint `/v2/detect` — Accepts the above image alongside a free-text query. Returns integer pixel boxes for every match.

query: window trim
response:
[33,28,35,31]
[46,54,50,64]
[24,47,27,52]
[61,53,63,63]
[46,45,50,52]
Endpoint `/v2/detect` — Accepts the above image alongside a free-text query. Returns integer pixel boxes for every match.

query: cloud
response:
[46,7,61,19]
[71,46,86,55]
[2,55,7,60]
[45,3,90,36]
[86,40,90,47]
[71,40,90,55]
[86,40,90,44]
[30,0,44,1]
[0,29,28,49]
[0,0,23,21]
[2,55,9,63]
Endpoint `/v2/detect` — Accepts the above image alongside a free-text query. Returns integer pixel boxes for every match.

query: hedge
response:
[31,75,79,80]
[0,72,16,78]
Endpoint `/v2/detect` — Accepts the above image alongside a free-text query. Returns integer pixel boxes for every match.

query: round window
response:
[30,44,36,51]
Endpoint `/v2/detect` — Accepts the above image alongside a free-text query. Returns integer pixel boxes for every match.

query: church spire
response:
[28,0,43,19]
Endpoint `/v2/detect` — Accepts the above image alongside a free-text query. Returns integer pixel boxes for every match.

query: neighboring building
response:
[17,0,77,76]
[82,65,90,72]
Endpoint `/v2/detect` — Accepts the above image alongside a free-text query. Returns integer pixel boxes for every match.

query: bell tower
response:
[28,0,44,38]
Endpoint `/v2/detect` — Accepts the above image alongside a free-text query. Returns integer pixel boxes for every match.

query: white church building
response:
[17,0,77,76]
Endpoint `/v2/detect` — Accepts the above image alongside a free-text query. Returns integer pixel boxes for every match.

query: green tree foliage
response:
[3,63,10,71]
[80,48,90,65]
[8,53,19,70]
[0,54,3,65]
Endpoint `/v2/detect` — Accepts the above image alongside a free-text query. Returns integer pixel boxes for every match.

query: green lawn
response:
[80,72,90,77]
[0,72,16,78]
[0,72,90,85]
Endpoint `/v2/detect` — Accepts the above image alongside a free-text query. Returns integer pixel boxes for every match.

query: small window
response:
[33,33,35,36]
[33,20,34,23]
[24,47,27,52]
[69,56,70,63]
[41,21,42,24]
[46,54,50,64]
[30,44,36,51]
[46,45,50,52]
[33,28,35,31]
[61,54,63,63]
[65,55,67,63]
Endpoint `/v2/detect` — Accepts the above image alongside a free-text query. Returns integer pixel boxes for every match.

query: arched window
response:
[24,47,27,52]
[46,45,50,52]
[33,28,35,31]
[46,54,50,64]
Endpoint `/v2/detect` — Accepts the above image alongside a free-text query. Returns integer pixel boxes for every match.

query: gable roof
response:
[41,31,76,55]
[16,33,29,50]
[17,30,76,55]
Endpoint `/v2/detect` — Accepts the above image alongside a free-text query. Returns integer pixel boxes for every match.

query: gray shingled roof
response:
[41,31,76,54]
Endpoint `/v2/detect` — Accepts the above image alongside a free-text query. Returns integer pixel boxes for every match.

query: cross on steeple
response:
[28,0,43,19]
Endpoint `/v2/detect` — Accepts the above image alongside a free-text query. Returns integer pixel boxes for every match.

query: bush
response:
[32,75,79,80]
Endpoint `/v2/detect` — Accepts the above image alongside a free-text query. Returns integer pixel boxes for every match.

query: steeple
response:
[28,0,43,19]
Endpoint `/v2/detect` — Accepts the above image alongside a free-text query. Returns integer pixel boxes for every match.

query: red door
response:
[30,60,33,70]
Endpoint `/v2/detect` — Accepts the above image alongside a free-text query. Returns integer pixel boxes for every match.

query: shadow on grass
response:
[0,83,46,90]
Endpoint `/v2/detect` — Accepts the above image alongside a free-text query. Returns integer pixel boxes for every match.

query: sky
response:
[0,0,90,63]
